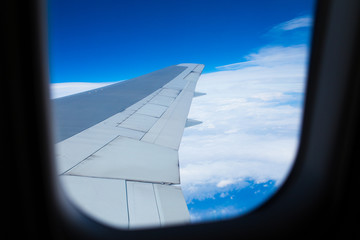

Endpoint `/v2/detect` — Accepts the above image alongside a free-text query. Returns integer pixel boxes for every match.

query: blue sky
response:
[48,0,314,83]
[187,179,277,222]
[48,0,316,224]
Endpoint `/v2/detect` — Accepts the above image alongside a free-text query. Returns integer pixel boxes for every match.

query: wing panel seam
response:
[60,135,120,175]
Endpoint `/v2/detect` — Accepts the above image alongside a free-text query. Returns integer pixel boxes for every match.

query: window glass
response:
[48,0,316,227]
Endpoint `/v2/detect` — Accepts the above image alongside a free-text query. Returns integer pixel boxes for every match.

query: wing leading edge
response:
[55,63,205,229]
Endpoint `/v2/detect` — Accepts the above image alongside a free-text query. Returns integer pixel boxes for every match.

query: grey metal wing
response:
[53,63,204,229]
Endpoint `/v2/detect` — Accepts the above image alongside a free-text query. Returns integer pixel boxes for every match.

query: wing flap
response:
[127,181,161,229]
[66,136,180,183]
[60,176,189,229]
[154,184,190,226]
[60,176,129,228]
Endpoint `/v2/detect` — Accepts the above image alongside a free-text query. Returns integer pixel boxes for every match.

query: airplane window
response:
[48,0,316,228]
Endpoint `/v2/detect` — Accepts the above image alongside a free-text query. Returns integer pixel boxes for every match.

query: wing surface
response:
[54,63,204,229]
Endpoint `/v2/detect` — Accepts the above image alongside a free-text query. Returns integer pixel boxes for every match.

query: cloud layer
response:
[272,15,313,31]
[216,44,308,70]
[179,44,309,207]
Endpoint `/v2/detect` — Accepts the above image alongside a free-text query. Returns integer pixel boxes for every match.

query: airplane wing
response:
[52,63,205,229]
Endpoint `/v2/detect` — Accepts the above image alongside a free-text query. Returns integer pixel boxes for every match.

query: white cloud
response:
[189,205,245,223]
[179,44,309,203]
[217,179,235,188]
[272,15,313,31]
[217,44,307,70]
